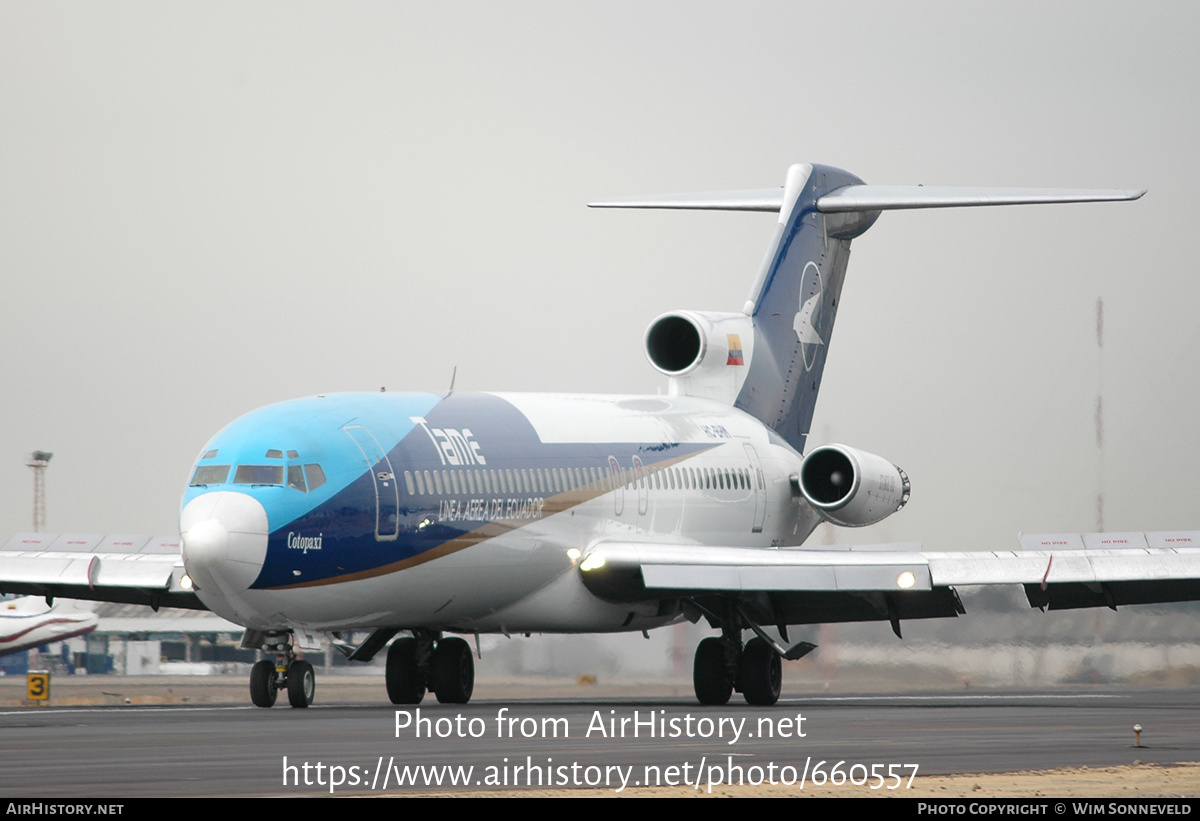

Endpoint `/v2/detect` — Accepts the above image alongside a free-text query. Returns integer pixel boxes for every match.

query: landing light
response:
[579,553,606,572]
[179,574,193,590]
[567,548,582,564]
[897,571,916,589]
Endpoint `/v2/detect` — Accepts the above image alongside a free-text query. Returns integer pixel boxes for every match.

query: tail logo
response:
[793,260,825,371]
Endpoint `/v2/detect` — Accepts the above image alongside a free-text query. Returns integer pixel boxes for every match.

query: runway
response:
[2,682,1197,797]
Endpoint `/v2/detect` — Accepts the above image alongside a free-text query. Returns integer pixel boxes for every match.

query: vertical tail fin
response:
[733,164,876,452]
[590,164,1142,454]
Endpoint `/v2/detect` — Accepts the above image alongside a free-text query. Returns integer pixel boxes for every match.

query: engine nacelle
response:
[798,444,910,528]
[644,310,753,402]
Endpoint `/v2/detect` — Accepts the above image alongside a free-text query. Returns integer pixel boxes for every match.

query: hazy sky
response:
[1,1,1197,554]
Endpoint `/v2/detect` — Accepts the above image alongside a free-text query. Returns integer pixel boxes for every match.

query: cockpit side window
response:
[287,465,307,492]
[305,464,326,491]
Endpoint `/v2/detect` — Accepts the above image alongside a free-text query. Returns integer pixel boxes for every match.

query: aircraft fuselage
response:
[179,390,816,636]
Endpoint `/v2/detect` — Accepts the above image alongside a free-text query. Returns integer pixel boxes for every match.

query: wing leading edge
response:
[578,532,1200,630]
[0,533,204,611]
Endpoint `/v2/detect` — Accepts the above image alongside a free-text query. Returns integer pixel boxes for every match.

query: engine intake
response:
[799,444,910,527]
[646,314,704,374]
[642,311,754,403]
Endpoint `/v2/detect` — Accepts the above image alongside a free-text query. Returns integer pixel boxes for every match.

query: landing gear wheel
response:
[431,637,474,704]
[693,637,733,705]
[287,660,315,708]
[738,637,781,706]
[250,659,277,708]
[386,638,425,704]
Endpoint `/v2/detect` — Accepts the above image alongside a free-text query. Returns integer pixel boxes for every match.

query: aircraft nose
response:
[181,491,269,599]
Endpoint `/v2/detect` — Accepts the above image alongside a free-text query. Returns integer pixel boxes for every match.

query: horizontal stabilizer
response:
[588,188,783,212]
[816,185,1145,213]
[589,185,1143,215]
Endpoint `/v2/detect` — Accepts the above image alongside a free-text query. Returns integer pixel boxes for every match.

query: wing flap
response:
[580,533,1200,626]
[0,533,205,610]
[583,542,931,600]
[926,531,1200,588]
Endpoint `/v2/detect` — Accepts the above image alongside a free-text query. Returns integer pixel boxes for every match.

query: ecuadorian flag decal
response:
[726,334,744,366]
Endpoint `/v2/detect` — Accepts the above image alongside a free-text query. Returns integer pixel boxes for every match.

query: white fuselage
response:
[179,391,819,635]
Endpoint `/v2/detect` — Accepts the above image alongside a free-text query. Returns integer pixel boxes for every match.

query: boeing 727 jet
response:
[4,163,1198,708]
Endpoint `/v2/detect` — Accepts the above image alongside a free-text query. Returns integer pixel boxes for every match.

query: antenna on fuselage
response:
[447,366,458,395]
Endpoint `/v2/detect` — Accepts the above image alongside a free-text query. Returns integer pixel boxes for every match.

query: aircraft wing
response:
[935,531,1200,610]
[0,533,205,611]
[577,532,1200,630]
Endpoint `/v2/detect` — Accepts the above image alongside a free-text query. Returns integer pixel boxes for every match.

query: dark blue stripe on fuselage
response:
[252,393,713,589]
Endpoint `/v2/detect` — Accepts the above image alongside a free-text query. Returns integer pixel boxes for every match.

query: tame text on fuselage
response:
[412,417,487,466]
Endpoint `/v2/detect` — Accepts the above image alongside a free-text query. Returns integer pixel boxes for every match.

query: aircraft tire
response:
[431,637,474,704]
[739,637,781,706]
[693,637,733,705]
[287,660,315,708]
[250,659,277,708]
[386,637,425,704]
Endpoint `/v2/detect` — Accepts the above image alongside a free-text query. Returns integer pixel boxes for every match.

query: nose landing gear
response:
[247,631,315,708]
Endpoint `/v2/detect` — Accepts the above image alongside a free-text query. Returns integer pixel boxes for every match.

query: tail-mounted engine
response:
[644,310,754,402]
[798,444,910,527]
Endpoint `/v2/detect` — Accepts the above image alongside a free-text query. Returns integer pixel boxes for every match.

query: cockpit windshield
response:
[189,465,231,486]
[190,454,325,491]
[233,465,285,485]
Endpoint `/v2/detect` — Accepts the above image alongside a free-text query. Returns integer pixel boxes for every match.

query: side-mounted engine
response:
[798,444,910,527]
[644,310,754,403]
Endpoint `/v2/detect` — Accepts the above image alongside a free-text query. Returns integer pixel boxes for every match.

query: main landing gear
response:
[249,632,316,709]
[693,636,782,706]
[385,631,475,705]
[690,602,816,707]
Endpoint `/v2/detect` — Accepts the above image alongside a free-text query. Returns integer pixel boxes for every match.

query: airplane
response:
[0,595,97,657]
[3,162,1200,709]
